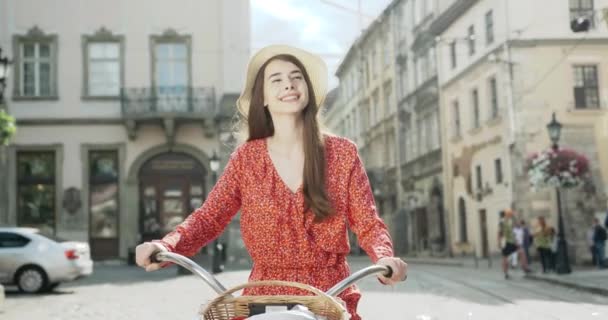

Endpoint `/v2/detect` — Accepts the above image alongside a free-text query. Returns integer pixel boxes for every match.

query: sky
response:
[251,0,393,88]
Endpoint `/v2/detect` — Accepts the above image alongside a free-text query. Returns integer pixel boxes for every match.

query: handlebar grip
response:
[383,265,393,278]
[150,251,161,264]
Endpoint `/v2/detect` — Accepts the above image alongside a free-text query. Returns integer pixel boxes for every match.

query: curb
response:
[525,274,608,296]
[404,258,465,267]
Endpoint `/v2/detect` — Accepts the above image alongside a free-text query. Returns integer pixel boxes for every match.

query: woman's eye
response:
[293,76,303,80]
[272,79,281,83]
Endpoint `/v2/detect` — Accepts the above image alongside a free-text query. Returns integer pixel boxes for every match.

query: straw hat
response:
[236,44,328,118]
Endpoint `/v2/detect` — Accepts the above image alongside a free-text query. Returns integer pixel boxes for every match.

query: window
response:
[476,165,483,190]
[414,48,433,85]
[151,30,191,111]
[495,158,503,184]
[13,27,58,98]
[383,40,391,68]
[489,77,499,118]
[425,114,433,154]
[570,0,595,29]
[83,29,124,98]
[352,109,359,137]
[374,92,382,122]
[155,43,188,89]
[429,47,436,77]
[573,65,600,109]
[89,150,119,239]
[472,89,480,128]
[366,103,373,129]
[402,119,412,163]
[485,10,494,45]
[17,151,56,233]
[419,115,427,155]
[400,64,409,97]
[450,41,457,69]
[371,51,377,79]
[458,198,468,242]
[0,232,31,248]
[453,100,461,137]
[384,87,394,116]
[468,25,476,56]
[413,56,420,86]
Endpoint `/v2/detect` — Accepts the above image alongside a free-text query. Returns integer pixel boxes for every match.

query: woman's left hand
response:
[376,257,408,285]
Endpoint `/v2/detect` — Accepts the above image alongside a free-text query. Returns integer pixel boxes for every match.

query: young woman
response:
[135,45,407,319]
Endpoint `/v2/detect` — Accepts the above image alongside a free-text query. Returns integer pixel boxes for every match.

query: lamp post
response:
[209,151,224,274]
[546,112,571,274]
[0,47,12,225]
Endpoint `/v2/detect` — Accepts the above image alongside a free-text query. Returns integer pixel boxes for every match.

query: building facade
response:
[0,0,250,260]
[435,0,608,261]
[327,0,457,256]
[326,8,406,253]
[391,0,457,256]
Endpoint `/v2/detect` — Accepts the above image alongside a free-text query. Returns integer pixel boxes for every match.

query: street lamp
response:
[546,112,562,150]
[0,48,12,105]
[546,112,571,274]
[0,47,12,226]
[209,151,224,274]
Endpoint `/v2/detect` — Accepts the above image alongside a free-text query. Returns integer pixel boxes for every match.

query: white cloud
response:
[252,0,392,87]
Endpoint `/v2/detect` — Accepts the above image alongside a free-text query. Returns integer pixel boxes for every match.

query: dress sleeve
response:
[345,142,394,263]
[155,150,243,257]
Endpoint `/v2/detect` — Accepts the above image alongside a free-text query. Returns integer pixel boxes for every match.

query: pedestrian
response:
[592,217,607,269]
[499,209,531,279]
[134,45,407,320]
[521,219,533,266]
[534,216,552,273]
[587,223,597,266]
[511,220,524,268]
[548,227,558,271]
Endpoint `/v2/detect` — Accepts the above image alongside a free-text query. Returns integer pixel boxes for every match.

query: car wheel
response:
[16,266,48,293]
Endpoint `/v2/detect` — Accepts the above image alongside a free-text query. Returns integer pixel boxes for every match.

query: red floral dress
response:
[157,135,394,319]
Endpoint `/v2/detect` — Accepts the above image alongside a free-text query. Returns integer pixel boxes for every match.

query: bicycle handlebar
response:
[151,251,229,295]
[150,251,395,297]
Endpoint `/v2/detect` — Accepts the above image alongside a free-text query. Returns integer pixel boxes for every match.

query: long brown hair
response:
[245,54,333,221]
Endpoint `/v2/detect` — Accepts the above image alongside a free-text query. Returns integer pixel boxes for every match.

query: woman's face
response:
[263,59,310,116]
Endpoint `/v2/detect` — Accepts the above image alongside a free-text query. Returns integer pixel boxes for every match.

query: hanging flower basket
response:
[0,109,17,146]
[527,148,590,190]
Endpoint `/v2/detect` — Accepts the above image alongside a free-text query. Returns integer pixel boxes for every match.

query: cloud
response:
[252,0,392,87]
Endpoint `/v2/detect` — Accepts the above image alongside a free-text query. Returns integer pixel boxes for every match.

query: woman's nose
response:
[285,81,295,90]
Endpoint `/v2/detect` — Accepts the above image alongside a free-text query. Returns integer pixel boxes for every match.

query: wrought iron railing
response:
[120,86,216,118]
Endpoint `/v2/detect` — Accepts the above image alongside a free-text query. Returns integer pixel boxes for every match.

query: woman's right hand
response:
[135,242,168,272]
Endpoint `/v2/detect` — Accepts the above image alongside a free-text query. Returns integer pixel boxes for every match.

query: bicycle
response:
[151,251,394,320]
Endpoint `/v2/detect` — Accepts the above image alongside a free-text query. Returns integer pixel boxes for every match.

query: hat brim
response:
[236,45,328,118]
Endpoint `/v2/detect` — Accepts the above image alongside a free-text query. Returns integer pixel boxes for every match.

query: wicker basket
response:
[199,280,347,320]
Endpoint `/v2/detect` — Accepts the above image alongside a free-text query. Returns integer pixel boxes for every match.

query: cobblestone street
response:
[2,258,607,319]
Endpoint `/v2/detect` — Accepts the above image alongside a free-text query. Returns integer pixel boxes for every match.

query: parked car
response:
[0,227,93,293]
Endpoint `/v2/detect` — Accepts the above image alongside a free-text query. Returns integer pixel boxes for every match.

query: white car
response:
[0,227,93,293]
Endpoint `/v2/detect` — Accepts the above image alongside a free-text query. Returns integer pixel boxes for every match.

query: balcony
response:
[120,86,217,142]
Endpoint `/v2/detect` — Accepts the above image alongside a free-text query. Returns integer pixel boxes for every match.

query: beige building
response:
[435,0,608,261]
[327,0,457,255]
[325,7,405,253]
[390,0,459,256]
[0,0,250,260]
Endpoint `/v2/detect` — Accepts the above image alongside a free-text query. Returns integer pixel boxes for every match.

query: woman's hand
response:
[376,257,408,285]
[135,242,168,272]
